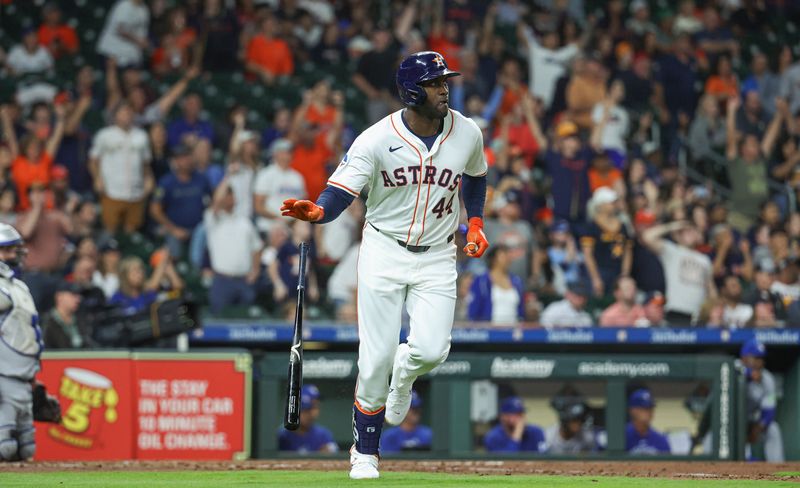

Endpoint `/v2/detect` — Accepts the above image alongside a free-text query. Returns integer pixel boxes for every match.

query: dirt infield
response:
[3,460,800,481]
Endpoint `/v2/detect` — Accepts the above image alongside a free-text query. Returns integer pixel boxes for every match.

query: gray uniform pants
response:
[0,375,34,461]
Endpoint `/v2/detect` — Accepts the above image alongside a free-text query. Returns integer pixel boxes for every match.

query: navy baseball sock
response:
[352,403,385,455]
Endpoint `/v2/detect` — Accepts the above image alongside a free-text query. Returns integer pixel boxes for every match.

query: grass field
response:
[0,471,797,488]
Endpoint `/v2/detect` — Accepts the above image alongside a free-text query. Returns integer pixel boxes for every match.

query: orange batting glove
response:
[464,217,489,258]
[281,198,325,222]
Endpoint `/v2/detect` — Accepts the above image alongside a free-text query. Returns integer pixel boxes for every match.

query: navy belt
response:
[369,222,454,253]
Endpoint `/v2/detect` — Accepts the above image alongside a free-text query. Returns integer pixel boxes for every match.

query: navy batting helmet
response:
[396,51,460,106]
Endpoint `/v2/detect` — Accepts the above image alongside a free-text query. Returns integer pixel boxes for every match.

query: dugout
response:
[253,352,744,460]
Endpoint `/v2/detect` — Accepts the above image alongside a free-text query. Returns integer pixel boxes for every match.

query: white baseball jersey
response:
[327,109,487,247]
[0,263,42,380]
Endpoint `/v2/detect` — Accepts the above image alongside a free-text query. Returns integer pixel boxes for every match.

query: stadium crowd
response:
[2,0,800,348]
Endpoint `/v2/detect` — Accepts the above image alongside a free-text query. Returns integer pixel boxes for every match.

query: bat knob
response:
[466,242,478,254]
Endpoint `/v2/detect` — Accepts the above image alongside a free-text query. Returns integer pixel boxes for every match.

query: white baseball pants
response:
[354,223,457,412]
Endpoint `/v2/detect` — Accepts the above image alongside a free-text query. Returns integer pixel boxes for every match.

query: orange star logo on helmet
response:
[433,55,445,68]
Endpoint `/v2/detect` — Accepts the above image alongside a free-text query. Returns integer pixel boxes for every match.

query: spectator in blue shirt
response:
[382,390,433,453]
[654,33,699,121]
[484,396,546,453]
[625,389,671,455]
[466,245,525,324]
[547,219,584,294]
[149,144,212,259]
[109,252,183,315]
[261,107,291,150]
[278,389,338,453]
[693,6,738,67]
[166,93,214,149]
[545,120,591,225]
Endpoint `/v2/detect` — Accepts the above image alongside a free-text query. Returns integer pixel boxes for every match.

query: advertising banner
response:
[133,354,251,460]
[34,352,251,461]
[35,353,134,460]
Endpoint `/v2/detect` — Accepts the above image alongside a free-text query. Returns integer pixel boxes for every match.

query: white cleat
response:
[385,386,412,425]
[386,344,412,425]
[349,447,380,479]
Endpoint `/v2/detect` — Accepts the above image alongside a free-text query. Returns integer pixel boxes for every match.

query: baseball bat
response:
[284,242,309,430]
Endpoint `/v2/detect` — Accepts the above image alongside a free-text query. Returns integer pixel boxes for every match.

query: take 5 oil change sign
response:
[133,354,252,460]
[35,355,134,460]
[34,352,251,461]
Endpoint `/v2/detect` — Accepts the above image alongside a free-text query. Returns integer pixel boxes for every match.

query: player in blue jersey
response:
[484,396,546,453]
[741,339,784,462]
[278,386,338,453]
[381,390,432,453]
[625,388,670,455]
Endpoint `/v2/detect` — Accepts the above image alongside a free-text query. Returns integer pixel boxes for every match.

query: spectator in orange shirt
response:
[1,103,66,211]
[428,17,462,72]
[494,92,547,168]
[599,276,650,327]
[151,7,196,77]
[588,151,624,194]
[38,2,79,58]
[496,59,527,118]
[289,89,344,201]
[704,54,739,102]
[245,14,294,84]
[567,55,608,129]
[301,79,338,128]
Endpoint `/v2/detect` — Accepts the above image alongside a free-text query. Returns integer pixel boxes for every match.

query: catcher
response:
[0,223,60,461]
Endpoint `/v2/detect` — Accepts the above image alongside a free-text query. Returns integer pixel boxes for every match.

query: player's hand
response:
[281,199,325,222]
[463,217,489,258]
[511,415,526,442]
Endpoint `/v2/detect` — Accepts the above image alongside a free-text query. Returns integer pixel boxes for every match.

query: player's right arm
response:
[282,139,374,223]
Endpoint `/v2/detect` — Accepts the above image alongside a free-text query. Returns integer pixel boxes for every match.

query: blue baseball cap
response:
[500,396,525,414]
[628,389,655,408]
[300,392,314,410]
[550,219,570,233]
[410,390,422,409]
[740,338,766,358]
[302,384,320,401]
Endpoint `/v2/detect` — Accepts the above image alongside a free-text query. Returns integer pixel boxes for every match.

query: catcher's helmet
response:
[0,223,23,247]
[396,51,460,106]
[0,223,26,268]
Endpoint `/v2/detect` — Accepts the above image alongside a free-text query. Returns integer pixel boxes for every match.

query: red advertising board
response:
[133,355,251,460]
[34,352,251,461]
[35,354,134,460]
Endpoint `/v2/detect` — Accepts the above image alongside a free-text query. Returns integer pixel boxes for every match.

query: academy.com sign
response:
[304,357,354,378]
[577,361,670,377]
[490,358,556,378]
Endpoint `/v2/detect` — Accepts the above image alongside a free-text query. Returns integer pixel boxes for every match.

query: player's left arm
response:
[462,125,490,258]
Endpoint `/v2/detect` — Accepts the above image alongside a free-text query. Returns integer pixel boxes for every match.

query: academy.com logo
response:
[490,357,555,378]
[304,357,353,378]
[577,361,670,377]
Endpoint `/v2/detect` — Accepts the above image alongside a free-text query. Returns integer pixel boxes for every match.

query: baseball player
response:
[277,387,338,453]
[741,338,785,462]
[625,388,671,455]
[544,400,599,454]
[281,51,488,479]
[483,396,546,453]
[0,223,43,461]
[381,390,432,453]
